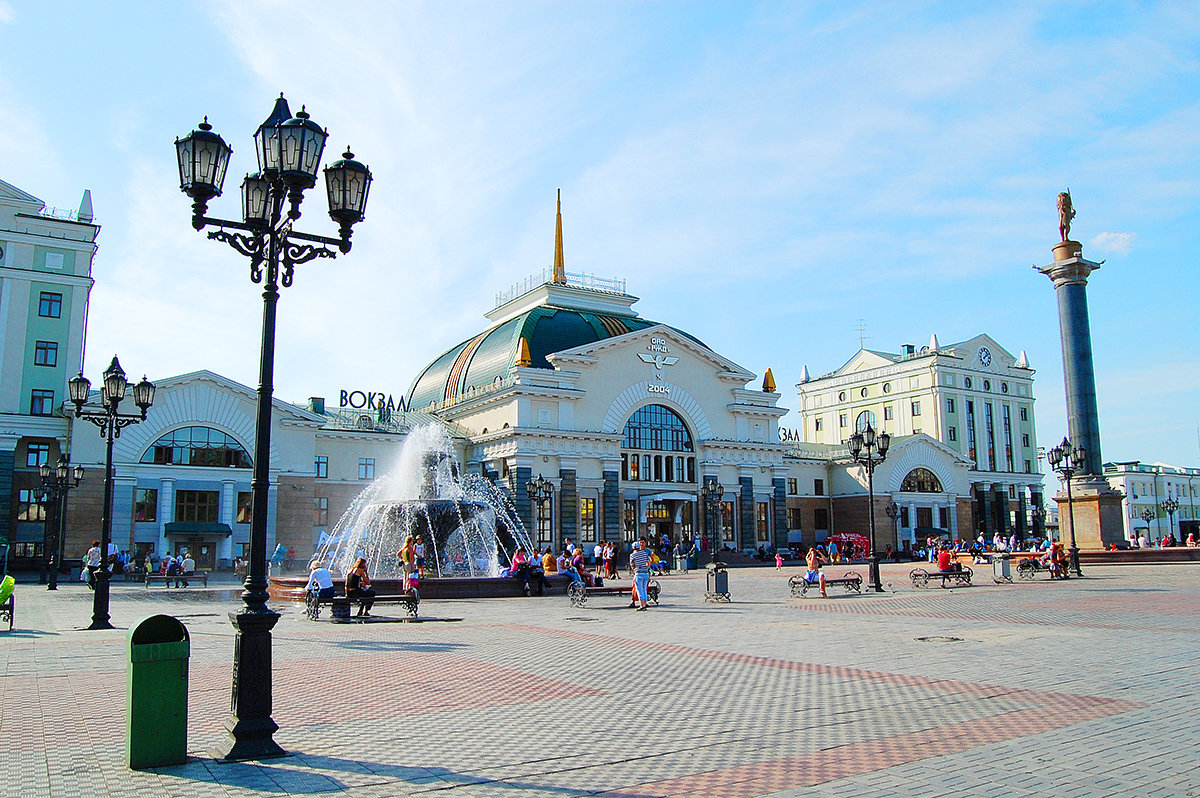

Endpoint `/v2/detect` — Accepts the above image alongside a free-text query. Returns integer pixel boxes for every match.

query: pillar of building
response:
[558,466,578,548]
[739,477,754,552]
[602,468,620,541]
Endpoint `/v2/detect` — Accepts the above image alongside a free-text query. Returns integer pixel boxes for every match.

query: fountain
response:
[268,425,543,601]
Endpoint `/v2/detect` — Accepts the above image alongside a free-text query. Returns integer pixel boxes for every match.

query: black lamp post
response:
[1140,507,1155,544]
[1046,436,1085,576]
[526,475,553,550]
[1161,498,1179,544]
[884,501,900,561]
[848,423,890,593]
[701,480,725,566]
[176,95,372,762]
[68,357,155,628]
[34,456,84,590]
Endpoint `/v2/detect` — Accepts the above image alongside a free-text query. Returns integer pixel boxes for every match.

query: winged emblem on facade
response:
[638,353,679,370]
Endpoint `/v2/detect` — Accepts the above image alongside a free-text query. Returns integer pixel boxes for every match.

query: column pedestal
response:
[1055,479,1125,550]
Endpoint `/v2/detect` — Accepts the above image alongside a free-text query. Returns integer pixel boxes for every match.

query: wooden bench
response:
[909,566,973,588]
[788,572,862,598]
[144,572,209,588]
[305,588,419,620]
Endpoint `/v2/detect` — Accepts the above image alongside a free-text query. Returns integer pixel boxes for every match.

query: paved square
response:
[3,562,1199,797]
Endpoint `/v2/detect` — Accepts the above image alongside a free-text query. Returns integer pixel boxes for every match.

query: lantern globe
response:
[324,148,373,227]
[174,118,231,201]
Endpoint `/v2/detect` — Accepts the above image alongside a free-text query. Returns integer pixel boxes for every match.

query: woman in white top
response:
[84,540,101,588]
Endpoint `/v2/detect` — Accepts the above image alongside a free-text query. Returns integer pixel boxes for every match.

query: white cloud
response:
[1090,232,1137,255]
[0,3,14,25]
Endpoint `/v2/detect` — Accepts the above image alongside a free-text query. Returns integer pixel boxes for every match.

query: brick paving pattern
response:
[1,561,1198,797]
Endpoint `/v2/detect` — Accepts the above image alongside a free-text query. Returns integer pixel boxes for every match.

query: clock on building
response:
[978,346,992,367]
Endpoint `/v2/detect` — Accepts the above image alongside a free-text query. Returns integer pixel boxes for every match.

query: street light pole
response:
[1161,499,1179,544]
[701,480,725,566]
[68,358,155,628]
[175,96,372,763]
[1140,507,1155,545]
[848,423,890,592]
[884,501,900,560]
[526,475,553,551]
[1046,436,1085,576]
[34,456,84,590]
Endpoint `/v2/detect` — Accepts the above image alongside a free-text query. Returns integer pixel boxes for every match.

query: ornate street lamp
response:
[1160,499,1179,544]
[175,95,372,762]
[884,501,900,560]
[848,423,890,592]
[1046,436,1086,576]
[701,479,729,602]
[1140,508,1155,544]
[69,357,154,628]
[526,475,553,549]
[34,456,84,589]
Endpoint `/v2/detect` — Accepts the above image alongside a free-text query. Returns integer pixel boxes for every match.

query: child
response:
[775,551,784,570]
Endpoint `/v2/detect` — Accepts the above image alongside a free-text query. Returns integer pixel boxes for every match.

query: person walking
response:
[629,538,652,611]
[84,540,102,589]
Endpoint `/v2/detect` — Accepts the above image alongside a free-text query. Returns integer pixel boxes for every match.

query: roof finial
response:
[516,337,532,368]
[762,368,776,393]
[552,188,566,285]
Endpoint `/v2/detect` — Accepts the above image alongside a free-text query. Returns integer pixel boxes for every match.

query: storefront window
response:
[134,489,158,522]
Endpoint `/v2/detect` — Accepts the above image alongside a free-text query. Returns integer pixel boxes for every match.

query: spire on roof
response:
[78,189,93,223]
[929,332,939,351]
[1017,350,1030,368]
[800,365,810,383]
[552,188,565,285]
[762,368,776,393]
[516,337,532,367]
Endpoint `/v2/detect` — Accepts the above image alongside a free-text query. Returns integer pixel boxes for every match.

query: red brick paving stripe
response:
[600,705,1125,797]
[500,623,1143,714]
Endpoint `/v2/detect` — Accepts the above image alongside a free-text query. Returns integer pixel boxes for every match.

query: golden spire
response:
[762,368,776,393]
[552,188,566,284]
[516,337,532,367]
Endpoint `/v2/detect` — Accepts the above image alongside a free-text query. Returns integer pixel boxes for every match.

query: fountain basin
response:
[269,574,575,602]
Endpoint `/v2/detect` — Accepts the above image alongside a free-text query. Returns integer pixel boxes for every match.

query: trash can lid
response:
[129,614,190,646]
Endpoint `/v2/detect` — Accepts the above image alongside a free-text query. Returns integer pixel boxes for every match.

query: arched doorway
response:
[620,404,697,547]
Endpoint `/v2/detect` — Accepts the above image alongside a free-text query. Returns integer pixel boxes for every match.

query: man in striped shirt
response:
[629,538,653,611]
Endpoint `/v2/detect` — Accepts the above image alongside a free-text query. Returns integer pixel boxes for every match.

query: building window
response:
[814,478,825,496]
[855,410,877,432]
[860,387,868,398]
[787,478,798,495]
[314,455,328,478]
[236,492,253,524]
[946,398,955,413]
[911,401,921,417]
[721,501,736,542]
[314,496,329,526]
[1001,382,1009,393]
[1025,460,1032,474]
[536,494,553,544]
[38,292,62,318]
[579,497,596,543]
[814,417,823,432]
[175,490,220,523]
[966,400,977,462]
[30,389,55,415]
[983,379,991,391]
[1002,405,1014,471]
[964,377,972,389]
[26,443,50,468]
[623,404,693,452]
[358,458,375,480]
[884,406,894,421]
[814,507,829,531]
[913,428,921,434]
[984,402,996,470]
[141,426,252,468]
[838,391,846,401]
[948,426,958,441]
[134,489,158,522]
[34,341,58,367]
[623,499,637,541]
[901,468,943,493]
[17,489,46,522]
[839,413,848,428]
[787,507,802,530]
[756,502,770,542]
[1022,433,1030,448]
[1020,407,1028,422]
[883,382,892,393]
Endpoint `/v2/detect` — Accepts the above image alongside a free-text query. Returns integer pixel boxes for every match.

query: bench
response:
[788,572,862,598]
[909,566,973,588]
[568,580,660,607]
[305,588,420,620]
[145,572,209,588]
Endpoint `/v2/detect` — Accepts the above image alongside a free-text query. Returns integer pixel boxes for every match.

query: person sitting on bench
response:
[804,546,828,597]
[305,559,335,600]
[936,546,958,572]
[345,557,376,617]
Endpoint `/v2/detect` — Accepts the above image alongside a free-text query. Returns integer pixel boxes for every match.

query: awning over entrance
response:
[164,522,233,537]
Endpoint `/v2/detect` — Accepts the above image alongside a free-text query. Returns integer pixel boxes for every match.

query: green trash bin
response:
[127,614,190,769]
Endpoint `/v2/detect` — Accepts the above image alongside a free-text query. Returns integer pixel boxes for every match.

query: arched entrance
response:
[620,404,697,548]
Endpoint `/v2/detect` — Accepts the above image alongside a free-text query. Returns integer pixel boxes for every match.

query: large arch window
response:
[901,467,943,493]
[141,426,252,468]
[855,410,877,432]
[621,404,695,484]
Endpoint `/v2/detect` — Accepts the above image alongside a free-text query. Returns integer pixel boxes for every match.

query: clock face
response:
[978,347,992,367]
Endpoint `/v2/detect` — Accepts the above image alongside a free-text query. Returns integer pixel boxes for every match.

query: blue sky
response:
[2,1,1197,469]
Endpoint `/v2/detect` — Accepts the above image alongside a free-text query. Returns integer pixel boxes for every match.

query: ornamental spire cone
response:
[516,337,532,368]
[762,368,776,393]
[552,188,566,284]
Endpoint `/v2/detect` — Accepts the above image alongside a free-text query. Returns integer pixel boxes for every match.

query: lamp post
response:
[1140,507,1155,545]
[848,423,890,593]
[526,475,553,550]
[1046,436,1085,576]
[1161,499,1179,544]
[68,358,154,628]
[175,95,372,762]
[884,501,900,560]
[33,456,84,590]
[701,480,725,566]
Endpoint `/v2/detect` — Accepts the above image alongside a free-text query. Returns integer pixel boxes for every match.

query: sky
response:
[1,1,1198,472]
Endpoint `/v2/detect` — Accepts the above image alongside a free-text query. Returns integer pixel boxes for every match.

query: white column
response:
[158,478,175,555]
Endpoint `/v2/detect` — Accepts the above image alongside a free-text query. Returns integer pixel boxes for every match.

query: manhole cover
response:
[915,636,963,643]
[565,617,600,622]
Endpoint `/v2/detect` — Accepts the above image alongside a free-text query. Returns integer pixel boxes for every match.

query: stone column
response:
[1015,491,1027,539]
[772,478,787,551]
[1030,488,1044,539]
[739,477,754,552]
[602,469,620,541]
[558,467,578,547]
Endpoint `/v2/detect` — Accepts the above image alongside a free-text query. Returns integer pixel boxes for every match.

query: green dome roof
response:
[406,305,703,410]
